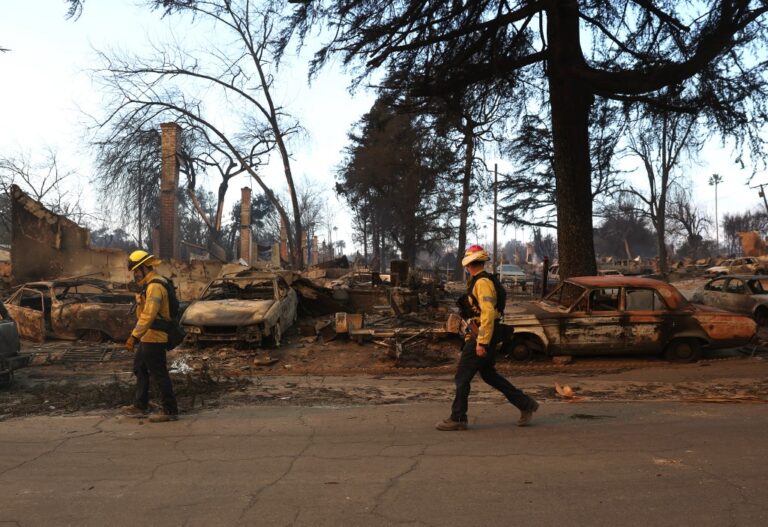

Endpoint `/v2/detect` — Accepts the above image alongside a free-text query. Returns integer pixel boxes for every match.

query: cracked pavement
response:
[1,398,767,526]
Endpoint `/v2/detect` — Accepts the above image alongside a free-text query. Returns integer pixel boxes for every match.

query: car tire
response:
[79,329,105,343]
[502,338,534,362]
[664,338,702,363]
[755,308,768,327]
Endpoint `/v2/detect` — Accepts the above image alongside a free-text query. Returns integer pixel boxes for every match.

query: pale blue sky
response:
[1,1,765,255]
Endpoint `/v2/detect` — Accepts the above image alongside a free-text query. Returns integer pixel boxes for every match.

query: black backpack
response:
[467,271,507,315]
[145,277,185,349]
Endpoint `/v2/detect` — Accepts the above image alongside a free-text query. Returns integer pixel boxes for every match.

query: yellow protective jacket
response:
[467,276,499,346]
[131,270,170,343]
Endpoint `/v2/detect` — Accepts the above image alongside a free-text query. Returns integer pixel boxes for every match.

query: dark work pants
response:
[450,331,534,422]
[133,342,178,414]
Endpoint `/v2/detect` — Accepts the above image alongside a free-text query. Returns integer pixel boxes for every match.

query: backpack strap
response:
[467,271,504,316]
[466,271,490,308]
[143,278,172,331]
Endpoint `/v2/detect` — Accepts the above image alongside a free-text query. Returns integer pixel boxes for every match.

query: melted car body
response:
[181,272,297,346]
[3,279,136,343]
[692,275,768,326]
[503,276,756,360]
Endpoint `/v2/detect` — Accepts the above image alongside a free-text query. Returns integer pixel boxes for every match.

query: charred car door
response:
[4,288,47,343]
[701,277,729,309]
[716,278,752,316]
[624,288,672,353]
[562,287,625,354]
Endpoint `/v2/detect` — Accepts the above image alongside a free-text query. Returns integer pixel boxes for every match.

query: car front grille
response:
[203,326,237,335]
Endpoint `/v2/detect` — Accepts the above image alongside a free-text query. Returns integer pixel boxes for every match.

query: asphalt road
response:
[1,400,767,526]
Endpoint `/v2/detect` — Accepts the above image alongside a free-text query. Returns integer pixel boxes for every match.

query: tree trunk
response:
[657,179,670,279]
[548,0,597,279]
[455,120,474,277]
[253,50,303,269]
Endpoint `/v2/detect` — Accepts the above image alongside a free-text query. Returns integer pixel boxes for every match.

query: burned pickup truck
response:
[3,278,135,343]
[181,272,298,347]
[502,276,756,362]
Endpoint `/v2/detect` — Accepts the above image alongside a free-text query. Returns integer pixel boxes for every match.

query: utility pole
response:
[749,183,768,215]
[709,173,723,252]
[493,163,498,274]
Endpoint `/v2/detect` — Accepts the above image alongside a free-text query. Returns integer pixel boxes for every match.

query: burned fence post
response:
[390,260,409,287]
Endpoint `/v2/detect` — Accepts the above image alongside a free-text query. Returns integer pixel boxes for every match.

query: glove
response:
[126,335,136,352]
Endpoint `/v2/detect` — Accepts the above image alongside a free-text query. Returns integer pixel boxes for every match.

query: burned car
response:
[0,302,30,387]
[3,278,136,343]
[181,272,297,346]
[704,257,766,277]
[502,276,756,362]
[691,275,768,326]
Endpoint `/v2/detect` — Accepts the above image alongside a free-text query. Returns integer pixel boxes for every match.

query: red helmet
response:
[462,245,490,267]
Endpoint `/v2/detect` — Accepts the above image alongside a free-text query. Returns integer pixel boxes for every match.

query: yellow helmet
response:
[461,244,490,267]
[127,250,161,271]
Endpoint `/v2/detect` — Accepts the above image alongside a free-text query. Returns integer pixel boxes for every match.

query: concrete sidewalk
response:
[1,401,767,526]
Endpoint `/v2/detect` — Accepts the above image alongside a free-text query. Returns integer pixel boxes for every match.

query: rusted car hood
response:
[181,299,275,327]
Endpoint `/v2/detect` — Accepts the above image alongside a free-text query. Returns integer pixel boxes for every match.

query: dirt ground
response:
[2,321,767,421]
[4,275,765,421]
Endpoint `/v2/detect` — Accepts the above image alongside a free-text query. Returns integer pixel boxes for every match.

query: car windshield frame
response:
[200,277,278,301]
[542,281,587,310]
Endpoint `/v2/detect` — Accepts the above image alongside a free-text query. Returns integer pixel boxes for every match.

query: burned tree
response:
[388,79,510,276]
[0,149,91,238]
[498,103,623,229]
[338,96,458,268]
[623,98,703,277]
[92,1,306,268]
[594,196,657,260]
[668,182,713,259]
[283,1,768,278]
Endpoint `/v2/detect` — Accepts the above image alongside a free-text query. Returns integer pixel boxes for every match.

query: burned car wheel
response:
[664,338,702,363]
[502,337,535,362]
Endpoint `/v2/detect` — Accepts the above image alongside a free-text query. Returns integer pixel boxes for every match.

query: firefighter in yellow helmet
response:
[436,245,539,431]
[119,250,179,422]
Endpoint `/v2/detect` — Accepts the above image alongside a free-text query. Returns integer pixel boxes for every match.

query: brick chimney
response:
[159,122,181,259]
[239,187,252,265]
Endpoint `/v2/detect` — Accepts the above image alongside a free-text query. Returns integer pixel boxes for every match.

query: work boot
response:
[518,400,540,427]
[148,410,179,423]
[436,418,468,431]
[119,405,147,418]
